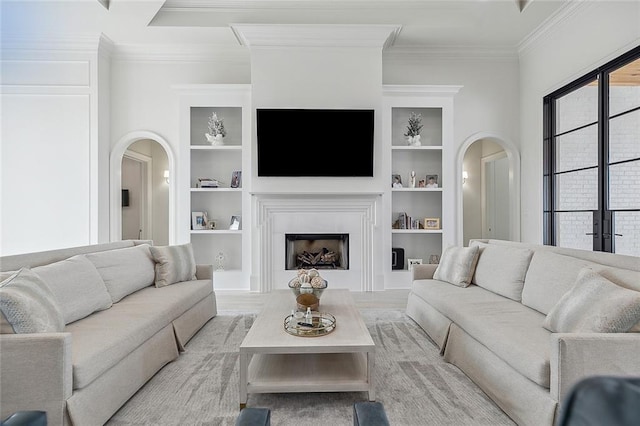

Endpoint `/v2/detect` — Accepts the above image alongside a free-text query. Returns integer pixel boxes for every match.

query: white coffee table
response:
[239,289,375,407]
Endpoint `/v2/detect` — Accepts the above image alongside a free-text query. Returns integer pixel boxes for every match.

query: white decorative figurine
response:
[216,252,225,271]
[410,171,416,188]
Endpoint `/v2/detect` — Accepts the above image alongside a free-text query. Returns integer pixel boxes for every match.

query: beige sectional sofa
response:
[0,241,217,426]
[406,239,640,426]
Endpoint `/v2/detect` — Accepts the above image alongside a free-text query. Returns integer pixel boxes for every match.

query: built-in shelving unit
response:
[175,84,251,290]
[383,85,460,287]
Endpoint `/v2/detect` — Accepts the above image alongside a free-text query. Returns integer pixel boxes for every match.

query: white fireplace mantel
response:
[252,192,383,293]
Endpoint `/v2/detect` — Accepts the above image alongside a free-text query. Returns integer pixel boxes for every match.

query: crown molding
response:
[98,34,115,59]
[384,45,518,62]
[163,1,449,11]
[1,33,103,52]
[383,84,463,97]
[518,0,592,55]
[111,44,250,62]
[230,24,402,49]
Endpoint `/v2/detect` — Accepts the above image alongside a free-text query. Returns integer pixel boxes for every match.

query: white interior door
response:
[121,152,152,240]
[483,153,510,239]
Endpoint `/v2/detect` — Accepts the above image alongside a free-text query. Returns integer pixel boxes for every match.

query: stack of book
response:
[197,178,219,188]
[396,212,422,230]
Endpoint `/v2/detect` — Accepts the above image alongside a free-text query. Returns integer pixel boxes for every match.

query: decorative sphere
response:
[310,276,326,289]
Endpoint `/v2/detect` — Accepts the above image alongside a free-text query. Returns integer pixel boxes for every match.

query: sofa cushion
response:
[592,266,640,332]
[521,251,599,315]
[0,268,65,333]
[411,279,551,388]
[32,255,113,324]
[543,269,640,333]
[471,242,533,301]
[67,279,212,389]
[86,244,156,303]
[433,245,479,287]
[149,243,197,288]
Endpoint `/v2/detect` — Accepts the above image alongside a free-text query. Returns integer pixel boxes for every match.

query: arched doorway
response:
[456,133,521,246]
[110,131,176,244]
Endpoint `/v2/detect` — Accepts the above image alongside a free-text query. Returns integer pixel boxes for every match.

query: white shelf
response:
[391,145,442,151]
[191,187,242,192]
[392,229,443,234]
[190,145,242,150]
[392,188,443,192]
[190,230,242,235]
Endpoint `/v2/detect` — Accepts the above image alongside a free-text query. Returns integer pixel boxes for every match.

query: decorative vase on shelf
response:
[405,112,423,147]
[206,112,226,146]
[406,135,421,147]
[205,133,225,146]
[288,268,328,301]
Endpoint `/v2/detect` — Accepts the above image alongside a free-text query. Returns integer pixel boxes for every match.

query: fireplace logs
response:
[285,233,348,270]
[297,248,339,268]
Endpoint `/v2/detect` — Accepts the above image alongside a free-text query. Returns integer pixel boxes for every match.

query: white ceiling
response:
[1,0,572,52]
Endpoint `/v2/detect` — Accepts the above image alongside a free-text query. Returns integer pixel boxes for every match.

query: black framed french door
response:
[543,45,640,256]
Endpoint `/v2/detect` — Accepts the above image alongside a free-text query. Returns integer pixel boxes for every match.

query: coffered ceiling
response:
[0,0,585,53]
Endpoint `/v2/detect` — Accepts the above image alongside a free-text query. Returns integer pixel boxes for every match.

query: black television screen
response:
[257,108,374,177]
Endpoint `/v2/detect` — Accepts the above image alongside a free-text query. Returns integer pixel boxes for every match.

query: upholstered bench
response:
[353,401,390,426]
[235,407,271,426]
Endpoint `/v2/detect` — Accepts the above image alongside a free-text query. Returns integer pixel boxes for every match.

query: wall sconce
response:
[462,171,468,185]
[163,170,170,184]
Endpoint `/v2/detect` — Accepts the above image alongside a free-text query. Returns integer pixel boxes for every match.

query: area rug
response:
[106,309,515,425]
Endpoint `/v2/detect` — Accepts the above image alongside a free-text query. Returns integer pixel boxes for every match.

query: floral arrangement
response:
[207,112,227,137]
[404,112,423,137]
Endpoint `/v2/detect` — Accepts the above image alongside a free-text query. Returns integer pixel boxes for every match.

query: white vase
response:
[407,135,421,147]
[205,133,225,146]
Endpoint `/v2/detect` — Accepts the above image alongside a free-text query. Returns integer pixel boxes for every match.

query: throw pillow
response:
[85,244,156,303]
[149,243,197,288]
[0,268,65,334]
[543,268,640,333]
[471,242,533,301]
[33,255,113,324]
[433,245,480,287]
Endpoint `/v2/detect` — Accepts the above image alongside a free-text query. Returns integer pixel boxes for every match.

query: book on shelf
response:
[395,212,424,230]
[196,178,219,188]
[398,212,407,229]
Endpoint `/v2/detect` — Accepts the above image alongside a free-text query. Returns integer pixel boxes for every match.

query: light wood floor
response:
[215,289,411,312]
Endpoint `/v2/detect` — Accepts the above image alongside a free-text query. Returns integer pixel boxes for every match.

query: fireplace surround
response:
[252,193,381,292]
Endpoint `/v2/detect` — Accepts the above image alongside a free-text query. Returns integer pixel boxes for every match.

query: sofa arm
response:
[196,264,213,281]
[412,264,438,280]
[0,333,73,425]
[550,333,640,402]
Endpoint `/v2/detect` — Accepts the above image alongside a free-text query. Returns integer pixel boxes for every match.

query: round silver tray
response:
[283,312,336,337]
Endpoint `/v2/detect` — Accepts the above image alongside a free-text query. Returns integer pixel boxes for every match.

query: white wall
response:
[0,40,109,255]
[519,1,640,243]
[384,54,520,151]
[110,54,250,244]
[250,46,386,193]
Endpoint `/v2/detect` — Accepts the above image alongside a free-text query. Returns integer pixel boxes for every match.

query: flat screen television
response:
[256,108,374,177]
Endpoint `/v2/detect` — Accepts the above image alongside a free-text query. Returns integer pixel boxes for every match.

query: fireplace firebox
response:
[285,233,349,270]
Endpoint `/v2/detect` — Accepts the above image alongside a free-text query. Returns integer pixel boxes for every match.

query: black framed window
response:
[543,45,640,256]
